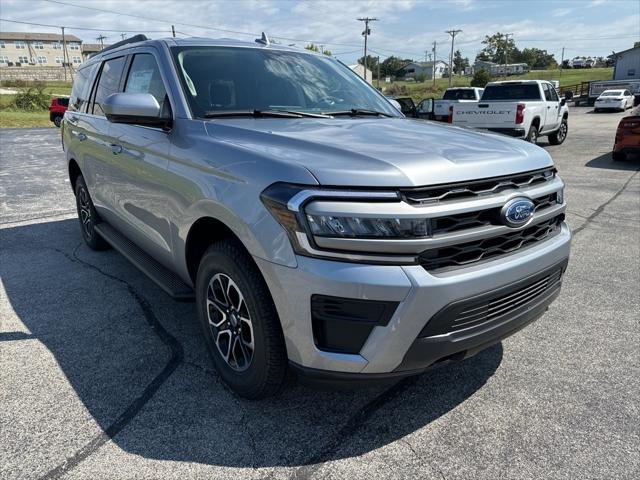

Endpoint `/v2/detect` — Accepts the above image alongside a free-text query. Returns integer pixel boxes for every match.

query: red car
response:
[613,104,640,161]
[49,97,69,128]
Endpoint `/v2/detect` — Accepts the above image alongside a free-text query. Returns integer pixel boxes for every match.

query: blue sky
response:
[1,0,638,65]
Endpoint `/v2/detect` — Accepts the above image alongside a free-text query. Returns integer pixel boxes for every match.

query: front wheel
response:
[196,240,287,399]
[525,125,539,144]
[548,119,568,145]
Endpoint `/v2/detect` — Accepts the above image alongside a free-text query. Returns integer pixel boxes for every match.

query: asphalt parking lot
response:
[1,107,638,480]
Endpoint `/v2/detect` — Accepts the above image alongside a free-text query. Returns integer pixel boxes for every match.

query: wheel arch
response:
[531,116,541,129]
[68,158,82,193]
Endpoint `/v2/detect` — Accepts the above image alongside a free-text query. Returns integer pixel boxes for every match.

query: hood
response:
[204,117,553,187]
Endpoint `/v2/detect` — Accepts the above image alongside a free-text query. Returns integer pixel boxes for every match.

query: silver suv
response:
[62,35,571,398]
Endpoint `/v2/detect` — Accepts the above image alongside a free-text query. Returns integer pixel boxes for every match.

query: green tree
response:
[634,41,640,48]
[453,50,469,74]
[517,47,556,69]
[470,69,491,88]
[358,55,380,74]
[477,32,518,63]
[379,56,412,77]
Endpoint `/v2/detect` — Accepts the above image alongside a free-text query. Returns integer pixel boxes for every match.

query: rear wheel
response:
[74,175,109,250]
[53,115,63,128]
[196,239,287,399]
[525,124,539,144]
[548,119,568,145]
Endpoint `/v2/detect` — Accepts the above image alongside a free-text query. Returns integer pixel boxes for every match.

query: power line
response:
[0,18,170,33]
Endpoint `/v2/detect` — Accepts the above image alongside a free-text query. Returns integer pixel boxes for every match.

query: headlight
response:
[556,187,564,204]
[307,214,430,238]
[260,183,424,261]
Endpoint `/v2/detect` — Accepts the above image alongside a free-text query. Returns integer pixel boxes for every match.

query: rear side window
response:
[481,84,542,101]
[68,63,98,112]
[443,89,477,100]
[57,98,69,107]
[124,53,168,113]
[91,56,126,116]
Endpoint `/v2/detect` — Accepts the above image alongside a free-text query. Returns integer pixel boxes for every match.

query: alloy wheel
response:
[206,273,254,371]
[557,122,567,142]
[78,187,92,239]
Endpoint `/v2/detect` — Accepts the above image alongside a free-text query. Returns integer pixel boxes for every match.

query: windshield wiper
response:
[202,109,331,119]
[323,108,394,118]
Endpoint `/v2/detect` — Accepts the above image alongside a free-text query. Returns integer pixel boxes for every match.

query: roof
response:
[0,31,82,42]
[82,43,107,53]
[613,45,640,57]
[405,60,446,67]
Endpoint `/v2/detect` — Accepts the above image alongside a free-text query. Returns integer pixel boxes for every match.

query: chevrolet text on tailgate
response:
[62,35,571,398]
[452,80,570,145]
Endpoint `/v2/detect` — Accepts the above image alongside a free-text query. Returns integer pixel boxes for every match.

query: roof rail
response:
[99,34,149,55]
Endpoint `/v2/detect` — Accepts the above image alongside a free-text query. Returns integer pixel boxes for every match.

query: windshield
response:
[171,46,399,118]
[443,89,477,100]
[600,91,623,97]
[481,84,541,101]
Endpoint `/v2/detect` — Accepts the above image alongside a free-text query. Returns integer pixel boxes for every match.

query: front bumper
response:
[255,222,571,375]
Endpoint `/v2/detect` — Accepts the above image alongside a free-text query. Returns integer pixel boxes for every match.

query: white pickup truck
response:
[433,87,484,121]
[452,80,569,144]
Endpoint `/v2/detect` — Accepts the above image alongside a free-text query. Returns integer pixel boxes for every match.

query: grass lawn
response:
[0,110,52,129]
[383,67,613,101]
[0,81,71,128]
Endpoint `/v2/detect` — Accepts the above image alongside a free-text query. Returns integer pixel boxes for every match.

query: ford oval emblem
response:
[501,197,535,227]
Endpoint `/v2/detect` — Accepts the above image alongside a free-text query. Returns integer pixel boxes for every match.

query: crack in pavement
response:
[571,170,639,237]
[39,244,184,480]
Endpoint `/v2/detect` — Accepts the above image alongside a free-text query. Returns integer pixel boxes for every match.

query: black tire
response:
[525,124,539,144]
[53,115,63,128]
[548,119,568,145]
[196,240,287,399]
[74,175,109,250]
[594,108,599,113]
[612,150,626,161]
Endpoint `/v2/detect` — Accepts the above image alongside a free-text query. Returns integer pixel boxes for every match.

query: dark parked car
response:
[49,97,69,127]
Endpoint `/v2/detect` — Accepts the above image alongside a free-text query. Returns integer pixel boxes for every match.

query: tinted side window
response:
[69,62,98,112]
[92,56,126,116]
[124,53,168,112]
[542,83,552,101]
[548,84,559,102]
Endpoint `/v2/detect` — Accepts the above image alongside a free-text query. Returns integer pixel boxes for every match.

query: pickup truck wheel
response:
[196,240,287,399]
[53,115,63,128]
[74,175,109,250]
[525,125,539,144]
[548,119,568,145]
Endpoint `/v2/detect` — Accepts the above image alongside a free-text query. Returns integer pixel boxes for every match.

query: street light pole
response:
[357,17,377,83]
[445,29,462,87]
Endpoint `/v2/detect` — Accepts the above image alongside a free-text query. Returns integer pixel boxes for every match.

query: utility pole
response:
[357,17,378,83]
[171,25,176,38]
[61,26,69,82]
[376,55,380,89]
[445,29,462,87]
[559,46,565,79]
[432,41,437,86]
[121,33,126,41]
[320,44,324,54]
[96,34,106,50]
[504,33,513,76]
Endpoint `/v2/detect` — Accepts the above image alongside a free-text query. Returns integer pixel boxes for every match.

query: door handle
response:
[77,133,87,141]
[110,144,123,155]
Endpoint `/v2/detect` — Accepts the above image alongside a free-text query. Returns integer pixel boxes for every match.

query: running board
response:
[94,223,195,302]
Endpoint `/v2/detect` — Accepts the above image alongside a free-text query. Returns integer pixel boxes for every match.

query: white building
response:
[612,46,640,81]
[349,64,373,84]
[403,60,447,80]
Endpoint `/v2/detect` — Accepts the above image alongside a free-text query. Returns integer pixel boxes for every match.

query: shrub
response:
[0,79,26,88]
[470,69,492,88]
[385,83,409,96]
[12,82,49,111]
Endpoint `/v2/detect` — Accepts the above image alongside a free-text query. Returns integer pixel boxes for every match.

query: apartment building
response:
[0,32,83,67]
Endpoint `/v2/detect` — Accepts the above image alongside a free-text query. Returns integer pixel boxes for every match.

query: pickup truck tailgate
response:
[452,102,518,128]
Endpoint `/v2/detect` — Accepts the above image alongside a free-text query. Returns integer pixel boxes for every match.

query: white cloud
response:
[552,8,571,17]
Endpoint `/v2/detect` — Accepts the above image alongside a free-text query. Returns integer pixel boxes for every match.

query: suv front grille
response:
[402,168,555,205]
[420,215,564,271]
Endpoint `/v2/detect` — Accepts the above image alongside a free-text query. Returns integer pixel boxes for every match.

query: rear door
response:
[105,50,175,263]
[541,83,561,132]
[76,55,128,214]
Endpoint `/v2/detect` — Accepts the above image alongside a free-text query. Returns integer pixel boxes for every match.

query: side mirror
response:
[388,98,402,111]
[560,98,566,106]
[103,93,169,127]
